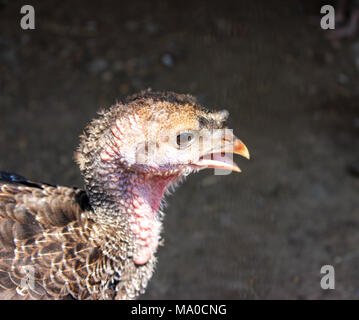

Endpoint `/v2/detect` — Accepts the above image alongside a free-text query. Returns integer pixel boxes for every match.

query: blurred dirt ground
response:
[1,0,359,299]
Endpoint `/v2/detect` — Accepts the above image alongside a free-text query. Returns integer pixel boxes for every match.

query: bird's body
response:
[0,91,249,299]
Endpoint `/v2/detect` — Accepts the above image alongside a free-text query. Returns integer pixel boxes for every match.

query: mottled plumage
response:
[0,90,249,299]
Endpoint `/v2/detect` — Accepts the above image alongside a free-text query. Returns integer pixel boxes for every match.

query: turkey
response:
[0,90,249,299]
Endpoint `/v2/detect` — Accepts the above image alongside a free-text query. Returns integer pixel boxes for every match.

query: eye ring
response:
[176,130,197,149]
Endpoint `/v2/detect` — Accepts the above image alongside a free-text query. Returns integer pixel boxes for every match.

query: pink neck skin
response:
[100,120,180,265]
[125,172,179,265]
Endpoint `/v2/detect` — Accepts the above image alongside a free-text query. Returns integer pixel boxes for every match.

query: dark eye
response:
[176,131,197,149]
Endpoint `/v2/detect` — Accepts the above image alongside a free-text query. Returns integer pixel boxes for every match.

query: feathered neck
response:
[84,161,180,265]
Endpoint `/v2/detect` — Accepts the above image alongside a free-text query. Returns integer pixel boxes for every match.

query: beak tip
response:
[234,140,250,160]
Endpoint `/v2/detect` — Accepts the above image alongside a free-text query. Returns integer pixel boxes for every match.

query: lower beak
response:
[193,135,250,173]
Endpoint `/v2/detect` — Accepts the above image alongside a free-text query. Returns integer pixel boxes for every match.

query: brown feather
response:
[0,178,106,299]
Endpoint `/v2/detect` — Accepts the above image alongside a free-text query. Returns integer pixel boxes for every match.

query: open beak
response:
[193,132,250,173]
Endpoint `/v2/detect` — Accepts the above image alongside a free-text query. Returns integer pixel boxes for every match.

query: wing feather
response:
[0,172,102,300]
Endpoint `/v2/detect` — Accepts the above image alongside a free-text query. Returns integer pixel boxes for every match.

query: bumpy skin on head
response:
[0,90,248,300]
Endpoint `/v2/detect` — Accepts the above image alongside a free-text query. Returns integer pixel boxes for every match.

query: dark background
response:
[1,0,359,299]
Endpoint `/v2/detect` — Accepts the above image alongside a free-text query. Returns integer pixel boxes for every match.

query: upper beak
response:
[233,137,250,160]
[193,131,250,173]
